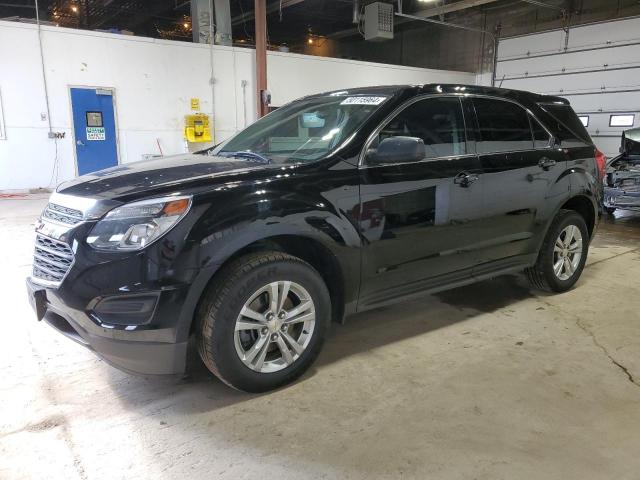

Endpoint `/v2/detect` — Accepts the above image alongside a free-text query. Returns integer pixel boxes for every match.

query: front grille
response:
[32,234,74,285]
[42,202,83,225]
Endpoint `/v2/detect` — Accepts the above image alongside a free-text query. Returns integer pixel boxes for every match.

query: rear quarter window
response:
[538,103,592,147]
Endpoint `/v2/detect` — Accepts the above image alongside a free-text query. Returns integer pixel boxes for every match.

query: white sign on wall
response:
[86,127,105,141]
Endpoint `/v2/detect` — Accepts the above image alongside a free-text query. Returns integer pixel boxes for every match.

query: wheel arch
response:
[558,194,597,238]
[180,232,350,344]
[215,234,347,324]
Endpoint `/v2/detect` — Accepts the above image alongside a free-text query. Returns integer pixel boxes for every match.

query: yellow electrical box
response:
[184,113,212,143]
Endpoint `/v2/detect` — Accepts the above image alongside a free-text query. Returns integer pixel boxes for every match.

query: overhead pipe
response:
[352,0,360,24]
[214,0,233,45]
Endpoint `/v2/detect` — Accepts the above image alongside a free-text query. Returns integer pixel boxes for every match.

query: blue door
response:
[70,87,118,176]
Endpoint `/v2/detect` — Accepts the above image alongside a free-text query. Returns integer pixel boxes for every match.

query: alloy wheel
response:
[553,224,583,281]
[234,281,316,373]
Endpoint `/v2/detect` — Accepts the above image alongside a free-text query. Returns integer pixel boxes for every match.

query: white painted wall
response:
[0,20,474,191]
[491,17,640,157]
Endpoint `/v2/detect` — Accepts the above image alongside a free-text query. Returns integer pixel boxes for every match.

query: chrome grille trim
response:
[42,202,84,225]
[31,234,74,287]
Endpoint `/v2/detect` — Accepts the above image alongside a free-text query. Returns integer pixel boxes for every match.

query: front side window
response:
[473,98,533,154]
[369,97,467,163]
[211,94,389,164]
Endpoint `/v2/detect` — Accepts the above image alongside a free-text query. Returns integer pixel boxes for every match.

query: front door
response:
[70,87,118,176]
[358,96,485,309]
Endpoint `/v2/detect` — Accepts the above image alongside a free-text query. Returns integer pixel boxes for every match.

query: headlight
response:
[87,195,192,251]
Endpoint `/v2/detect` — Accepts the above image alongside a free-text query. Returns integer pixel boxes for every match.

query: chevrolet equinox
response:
[27,85,604,392]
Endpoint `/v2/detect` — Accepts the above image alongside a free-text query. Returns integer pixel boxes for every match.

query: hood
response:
[57,153,273,201]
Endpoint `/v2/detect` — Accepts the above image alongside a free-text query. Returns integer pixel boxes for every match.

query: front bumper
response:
[604,187,640,211]
[26,277,188,375]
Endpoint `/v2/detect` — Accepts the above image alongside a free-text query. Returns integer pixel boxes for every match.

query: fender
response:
[173,182,362,343]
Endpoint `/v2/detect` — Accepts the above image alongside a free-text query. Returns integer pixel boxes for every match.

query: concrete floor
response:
[1,195,639,480]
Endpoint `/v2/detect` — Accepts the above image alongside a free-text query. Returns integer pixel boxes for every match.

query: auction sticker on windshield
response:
[340,96,387,105]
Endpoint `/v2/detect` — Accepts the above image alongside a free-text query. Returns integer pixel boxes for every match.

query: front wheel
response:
[526,209,589,293]
[196,251,330,392]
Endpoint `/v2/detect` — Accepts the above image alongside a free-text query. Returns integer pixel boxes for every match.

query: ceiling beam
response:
[329,0,502,39]
[412,0,504,18]
[231,0,305,26]
[519,0,564,11]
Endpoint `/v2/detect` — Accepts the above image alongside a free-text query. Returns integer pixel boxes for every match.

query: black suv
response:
[27,84,603,392]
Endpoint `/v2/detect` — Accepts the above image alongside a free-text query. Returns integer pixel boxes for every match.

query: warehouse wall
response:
[0,20,474,191]
[491,16,640,157]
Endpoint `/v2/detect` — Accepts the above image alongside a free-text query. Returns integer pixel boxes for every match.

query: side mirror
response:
[368,136,425,165]
[550,136,561,148]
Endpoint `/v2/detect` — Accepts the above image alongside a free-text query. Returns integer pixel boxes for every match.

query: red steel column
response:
[255,0,268,118]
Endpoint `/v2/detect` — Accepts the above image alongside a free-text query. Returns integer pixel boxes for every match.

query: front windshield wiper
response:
[217,151,272,164]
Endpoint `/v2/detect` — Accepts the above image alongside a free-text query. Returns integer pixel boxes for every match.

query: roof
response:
[310,84,569,105]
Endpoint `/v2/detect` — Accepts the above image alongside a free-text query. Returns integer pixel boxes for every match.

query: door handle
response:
[454,171,479,188]
[538,158,556,170]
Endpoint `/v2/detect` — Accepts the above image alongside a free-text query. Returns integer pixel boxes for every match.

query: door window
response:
[473,98,533,154]
[371,97,467,162]
[86,111,103,127]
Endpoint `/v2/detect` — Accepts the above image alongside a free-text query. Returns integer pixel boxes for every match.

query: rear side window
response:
[472,98,533,154]
[538,103,591,147]
[376,97,467,159]
[530,115,552,149]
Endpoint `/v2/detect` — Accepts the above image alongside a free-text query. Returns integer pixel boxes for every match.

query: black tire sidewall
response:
[541,211,589,292]
[204,259,330,392]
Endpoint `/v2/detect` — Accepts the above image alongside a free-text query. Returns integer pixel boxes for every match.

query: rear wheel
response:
[196,251,330,392]
[526,209,589,293]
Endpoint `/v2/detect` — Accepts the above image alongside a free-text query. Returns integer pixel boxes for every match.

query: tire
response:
[196,251,330,393]
[604,207,616,215]
[526,209,589,293]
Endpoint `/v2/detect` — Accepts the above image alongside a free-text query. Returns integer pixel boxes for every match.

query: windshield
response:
[624,136,640,156]
[210,94,389,164]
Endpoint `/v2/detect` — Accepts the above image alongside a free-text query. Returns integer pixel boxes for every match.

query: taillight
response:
[595,148,607,181]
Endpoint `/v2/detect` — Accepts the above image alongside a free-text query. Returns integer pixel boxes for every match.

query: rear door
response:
[358,95,485,308]
[466,96,566,271]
